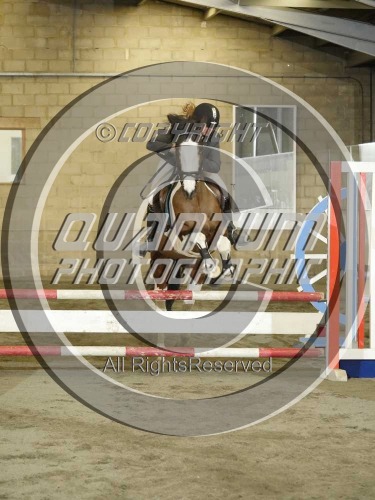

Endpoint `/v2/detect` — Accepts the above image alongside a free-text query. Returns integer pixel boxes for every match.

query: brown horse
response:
[144,125,235,310]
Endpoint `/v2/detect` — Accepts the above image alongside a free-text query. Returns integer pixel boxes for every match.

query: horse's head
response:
[168,114,204,198]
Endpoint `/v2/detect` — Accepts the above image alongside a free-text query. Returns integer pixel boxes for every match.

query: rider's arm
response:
[146,131,177,166]
[201,138,221,173]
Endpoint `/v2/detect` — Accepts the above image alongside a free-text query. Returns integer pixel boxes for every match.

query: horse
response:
[143,118,235,310]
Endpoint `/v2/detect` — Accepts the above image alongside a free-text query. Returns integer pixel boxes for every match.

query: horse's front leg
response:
[195,232,220,278]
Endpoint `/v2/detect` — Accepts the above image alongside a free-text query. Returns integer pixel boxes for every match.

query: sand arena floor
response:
[1,366,375,500]
[1,291,375,499]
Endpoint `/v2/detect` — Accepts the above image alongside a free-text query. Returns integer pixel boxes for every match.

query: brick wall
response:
[0,0,372,280]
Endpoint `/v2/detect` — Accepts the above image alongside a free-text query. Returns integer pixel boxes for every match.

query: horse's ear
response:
[167,113,183,124]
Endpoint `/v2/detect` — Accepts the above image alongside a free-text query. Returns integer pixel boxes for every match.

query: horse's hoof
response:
[223,266,235,279]
[203,258,218,275]
[209,266,236,285]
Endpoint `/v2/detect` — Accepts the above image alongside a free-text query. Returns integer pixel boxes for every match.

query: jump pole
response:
[357,171,366,349]
[0,346,324,358]
[0,289,325,302]
[0,310,321,335]
[327,161,342,378]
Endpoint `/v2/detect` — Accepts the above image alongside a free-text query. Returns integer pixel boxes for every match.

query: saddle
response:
[148,181,228,217]
[144,181,236,247]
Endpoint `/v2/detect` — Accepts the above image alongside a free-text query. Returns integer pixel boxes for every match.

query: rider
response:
[146,102,221,179]
[142,102,238,250]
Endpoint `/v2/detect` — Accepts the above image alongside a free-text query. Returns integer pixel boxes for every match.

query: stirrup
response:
[138,241,151,257]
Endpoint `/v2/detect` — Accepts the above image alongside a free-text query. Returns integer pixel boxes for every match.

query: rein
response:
[140,161,178,200]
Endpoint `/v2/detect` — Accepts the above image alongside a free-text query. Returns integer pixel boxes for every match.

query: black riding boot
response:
[138,200,159,256]
[223,196,239,246]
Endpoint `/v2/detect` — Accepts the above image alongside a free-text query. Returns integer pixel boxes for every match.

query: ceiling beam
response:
[174,0,375,55]
[315,38,331,46]
[354,1,375,7]
[204,7,221,20]
[272,25,288,36]
[346,52,375,66]
[238,0,372,7]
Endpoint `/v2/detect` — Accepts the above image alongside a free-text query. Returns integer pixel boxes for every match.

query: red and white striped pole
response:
[0,345,325,358]
[0,289,325,302]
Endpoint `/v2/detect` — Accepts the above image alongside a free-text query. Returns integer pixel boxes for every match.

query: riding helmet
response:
[193,103,220,128]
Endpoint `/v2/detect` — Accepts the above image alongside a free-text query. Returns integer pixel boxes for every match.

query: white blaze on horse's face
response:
[179,138,200,197]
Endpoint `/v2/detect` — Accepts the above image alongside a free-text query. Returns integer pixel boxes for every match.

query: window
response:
[233,106,296,212]
[0,129,23,183]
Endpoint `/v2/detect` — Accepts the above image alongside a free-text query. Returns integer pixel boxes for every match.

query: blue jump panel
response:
[339,360,375,378]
